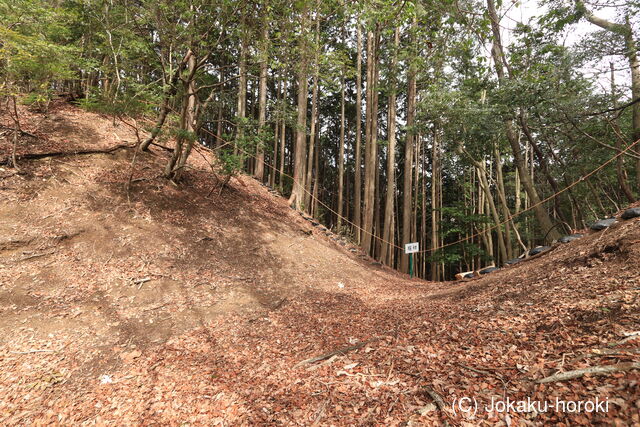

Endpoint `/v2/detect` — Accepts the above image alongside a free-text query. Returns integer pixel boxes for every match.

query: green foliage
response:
[21,90,53,112]
[218,147,245,177]
[76,93,150,118]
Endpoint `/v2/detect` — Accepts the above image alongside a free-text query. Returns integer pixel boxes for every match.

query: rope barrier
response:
[150,103,640,257]
[200,122,640,255]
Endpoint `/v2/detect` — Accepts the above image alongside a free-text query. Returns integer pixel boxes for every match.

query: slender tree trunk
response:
[271,115,278,186]
[235,34,248,154]
[381,28,399,267]
[312,120,320,216]
[610,62,636,203]
[421,141,427,277]
[288,6,310,210]
[165,54,197,179]
[354,23,363,243]
[486,0,560,242]
[254,11,269,181]
[519,113,571,230]
[362,28,379,255]
[575,1,640,192]
[478,161,507,263]
[629,27,640,192]
[401,19,417,273]
[304,16,320,210]
[494,146,513,259]
[271,75,281,188]
[413,133,420,249]
[279,80,287,188]
[337,74,346,229]
[431,133,440,281]
[141,51,192,151]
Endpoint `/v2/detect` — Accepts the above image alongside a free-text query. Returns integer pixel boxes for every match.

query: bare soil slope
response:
[1,104,638,426]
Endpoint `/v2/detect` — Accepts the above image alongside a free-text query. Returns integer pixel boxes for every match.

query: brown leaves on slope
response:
[0,104,638,426]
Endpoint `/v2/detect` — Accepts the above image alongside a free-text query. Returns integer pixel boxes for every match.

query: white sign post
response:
[404,242,419,278]
[404,242,419,254]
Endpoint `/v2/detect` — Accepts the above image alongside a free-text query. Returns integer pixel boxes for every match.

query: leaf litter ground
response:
[0,103,638,426]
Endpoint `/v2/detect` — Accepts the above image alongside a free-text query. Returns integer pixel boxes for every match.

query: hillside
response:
[1,104,639,425]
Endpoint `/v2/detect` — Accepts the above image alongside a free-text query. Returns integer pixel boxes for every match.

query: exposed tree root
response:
[0,144,134,166]
[537,362,640,383]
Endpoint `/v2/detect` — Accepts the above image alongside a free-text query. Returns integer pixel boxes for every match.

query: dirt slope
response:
[1,103,638,426]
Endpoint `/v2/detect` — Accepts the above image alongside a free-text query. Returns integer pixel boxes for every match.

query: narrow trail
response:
[0,104,638,425]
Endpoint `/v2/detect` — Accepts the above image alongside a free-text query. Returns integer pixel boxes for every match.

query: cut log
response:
[455,271,475,280]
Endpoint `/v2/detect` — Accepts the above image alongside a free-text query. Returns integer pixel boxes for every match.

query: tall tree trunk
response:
[381,28,399,267]
[486,0,560,242]
[235,34,248,154]
[254,10,269,181]
[493,146,514,259]
[337,74,346,229]
[271,75,281,187]
[312,119,320,216]
[279,80,287,188]
[288,6,310,210]
[421,140,427,277]
[165,54,197,179]
[401,19,417,273]
[362,28,379,255]
[518,113,571,230]
[305,16,320,209]
[431,132,440,281]
[354,23,363,243]
[610,62,636,203]
[413,134,420,250]
[478,160,507,263]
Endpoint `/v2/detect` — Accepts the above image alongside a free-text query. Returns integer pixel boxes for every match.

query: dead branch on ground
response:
[536,362,640,384]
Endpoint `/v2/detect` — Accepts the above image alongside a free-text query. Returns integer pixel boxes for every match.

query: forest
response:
[2,0,639,281]
[2,1,640,424]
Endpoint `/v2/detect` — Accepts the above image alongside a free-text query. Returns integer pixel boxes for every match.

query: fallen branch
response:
[271,298,287,311]
[419,386,451,426]
[608,331,640,347]
[150,141,173,152]
[132,277,151,289]
[144,303,169,311]
[0,124,39,139]
[0,171,19,180]
[537,362,640,384]
[458,363,503,380]
[10,344,65,355]
[0,143,134,166]
[423,386,447,413]
[19,250,55,261]
[296,340,374,367]
[572,347,640,363]
[311,400,328,427]
[11,349,57,355]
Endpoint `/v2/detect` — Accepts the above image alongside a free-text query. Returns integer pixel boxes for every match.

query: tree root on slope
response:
[0,143,134,166]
